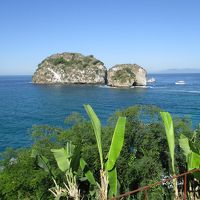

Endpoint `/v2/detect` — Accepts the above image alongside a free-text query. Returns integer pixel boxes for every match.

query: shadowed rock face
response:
[107,64,147,87]
[32,53,107,84]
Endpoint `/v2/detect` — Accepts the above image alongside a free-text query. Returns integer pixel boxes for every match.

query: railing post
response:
[184,174,187,200]
[144,190,148,200]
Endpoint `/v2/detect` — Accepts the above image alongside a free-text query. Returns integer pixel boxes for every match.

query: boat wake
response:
[175,80,186,85]
[188,90,200,94]
[97,85,153,89]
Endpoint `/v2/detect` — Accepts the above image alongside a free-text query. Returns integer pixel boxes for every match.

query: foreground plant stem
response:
[64,171,80,200]
[100,170,109,200]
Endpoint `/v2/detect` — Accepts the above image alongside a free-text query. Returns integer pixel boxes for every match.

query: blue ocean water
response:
[0,74,200,152]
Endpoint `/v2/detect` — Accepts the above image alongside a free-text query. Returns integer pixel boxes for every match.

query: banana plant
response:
[83,104,126,199]
[80,158,99,199]
[51,142,81,173]
[50,142,81,200]
[160,112,178,198]
[32,142,81,199]
[179,132,200,180]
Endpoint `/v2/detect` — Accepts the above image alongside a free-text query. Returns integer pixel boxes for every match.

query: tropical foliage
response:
[83,104,126,199]
[0,105,199,200]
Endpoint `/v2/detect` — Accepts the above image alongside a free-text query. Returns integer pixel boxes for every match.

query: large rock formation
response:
[32,53,106,84]
[107,64,147,87]
[32,53,148,87]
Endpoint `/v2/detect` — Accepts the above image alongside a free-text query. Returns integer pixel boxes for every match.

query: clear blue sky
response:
[0,0,200,75]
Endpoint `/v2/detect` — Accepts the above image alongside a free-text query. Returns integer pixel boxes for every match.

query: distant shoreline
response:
[151,69,200,74]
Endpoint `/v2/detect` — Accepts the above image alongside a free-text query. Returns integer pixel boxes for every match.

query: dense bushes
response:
[0,105,199,199]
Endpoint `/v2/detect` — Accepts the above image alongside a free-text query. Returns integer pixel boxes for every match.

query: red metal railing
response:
[111,168,200,200]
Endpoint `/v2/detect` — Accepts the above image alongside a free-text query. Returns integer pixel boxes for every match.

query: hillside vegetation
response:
[0,105,199,199]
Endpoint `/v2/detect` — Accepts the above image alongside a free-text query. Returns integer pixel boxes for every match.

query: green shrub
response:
[50,57,68,65]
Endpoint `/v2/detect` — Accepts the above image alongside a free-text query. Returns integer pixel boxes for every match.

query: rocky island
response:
[32,52,147,87]
[32,53,106,84]
[107,64,147,87]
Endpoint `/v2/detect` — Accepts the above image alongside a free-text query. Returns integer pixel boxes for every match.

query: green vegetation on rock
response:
[47,55,103,70]
[49,57,69,65]
[112,67,135,83]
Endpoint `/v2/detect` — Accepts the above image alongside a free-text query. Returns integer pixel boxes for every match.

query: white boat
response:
[147,77,156,83]
[175,80,186,85]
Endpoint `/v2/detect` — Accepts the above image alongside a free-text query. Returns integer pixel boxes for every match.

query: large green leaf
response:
[65,142,75,158]
[179,134,200,180]
[106,117,126,171]
[108,167,117,198]
[160,112,175,173]
[51,148,70,172]
[188,151,200,170]
[84,104,103,169]
[70,145,81,172]
[179,134,191,160]
[37,155,51,174]
[80,158,97,186]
